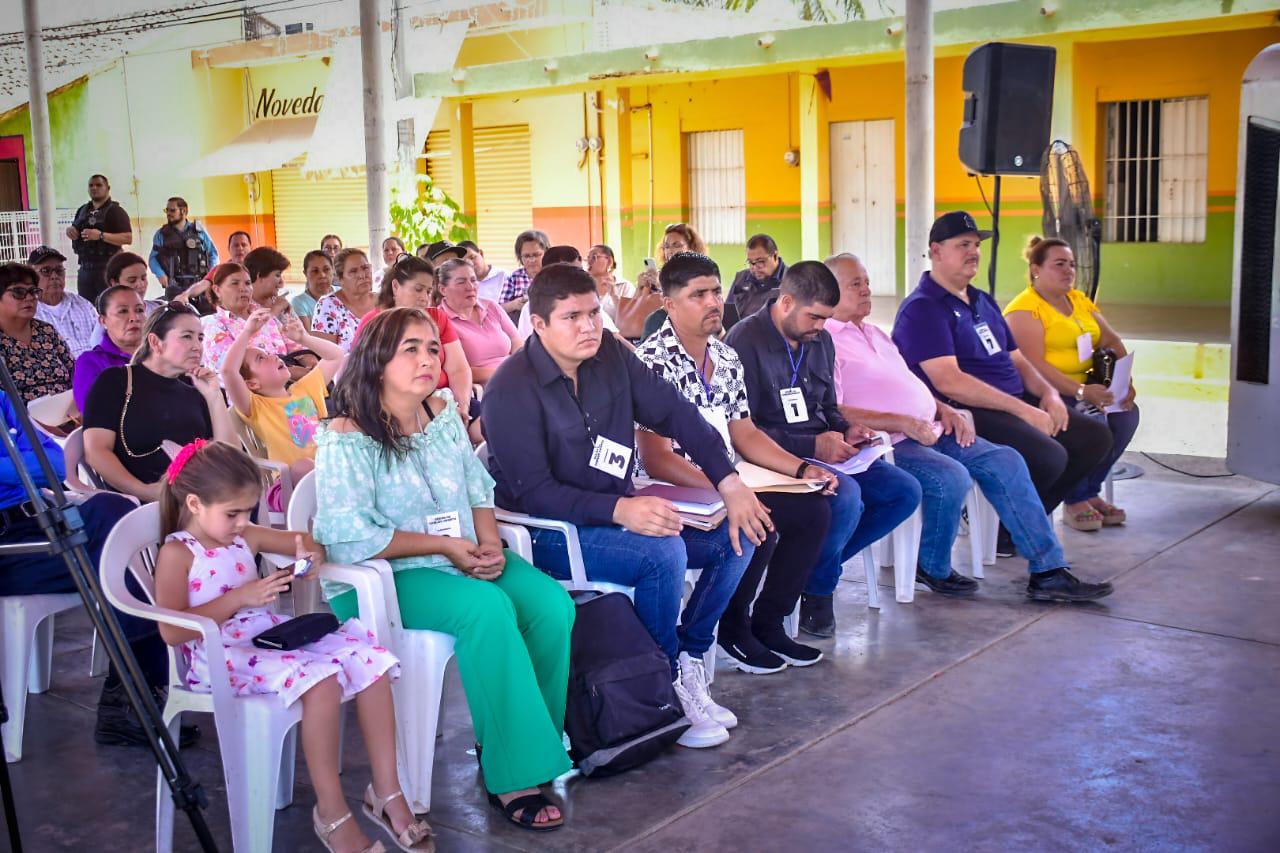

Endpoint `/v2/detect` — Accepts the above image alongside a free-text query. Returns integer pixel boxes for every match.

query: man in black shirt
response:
[484,262,772,749]
[726,233,788,321]
[66,174,133,303]
[725,261,921,638]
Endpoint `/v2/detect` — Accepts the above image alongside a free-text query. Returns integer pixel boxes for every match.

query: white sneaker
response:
[678,651,738,730]
[672,678,730,748]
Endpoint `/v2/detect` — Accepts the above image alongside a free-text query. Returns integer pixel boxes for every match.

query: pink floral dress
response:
[170,531,399,707]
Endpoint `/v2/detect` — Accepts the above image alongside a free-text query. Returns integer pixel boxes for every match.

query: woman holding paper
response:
[1004,237,1140,531]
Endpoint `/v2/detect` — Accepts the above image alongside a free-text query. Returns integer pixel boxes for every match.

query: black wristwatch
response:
[795,461,809,479]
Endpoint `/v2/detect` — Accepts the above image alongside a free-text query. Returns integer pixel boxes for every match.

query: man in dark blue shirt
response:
[726,233,788,322]
[893,212,1113,601]
[726,262,921,637]
[484,263,772,749]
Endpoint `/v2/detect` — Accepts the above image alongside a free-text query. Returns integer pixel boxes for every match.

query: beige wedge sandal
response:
[362,785,436,853]
[312,807,386,853]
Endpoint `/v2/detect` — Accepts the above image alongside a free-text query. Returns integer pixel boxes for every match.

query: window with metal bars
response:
[1103,97,1208,243]
[686,130,747,245]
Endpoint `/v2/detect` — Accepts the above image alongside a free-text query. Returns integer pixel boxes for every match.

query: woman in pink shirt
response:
[437,258,520,386]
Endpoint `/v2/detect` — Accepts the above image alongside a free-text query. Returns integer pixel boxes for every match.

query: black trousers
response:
[720,489,831,634]
[75,258,110,304]
[968,393,1113,514]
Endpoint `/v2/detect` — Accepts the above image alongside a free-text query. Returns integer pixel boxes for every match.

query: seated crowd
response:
[1,207,1134,846]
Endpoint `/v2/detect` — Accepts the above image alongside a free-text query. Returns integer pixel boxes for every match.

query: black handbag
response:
[1086,347,1118,387]
[251,612,339,651]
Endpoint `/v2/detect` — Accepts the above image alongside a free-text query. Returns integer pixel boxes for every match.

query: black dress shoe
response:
[798,593,835,638]
[996,525,1017,558]
[1026,568,1114,602]
[96,682,200,748]
[915,568,979,597]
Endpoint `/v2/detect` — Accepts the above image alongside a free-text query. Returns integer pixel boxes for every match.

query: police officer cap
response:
[928,211,993,244]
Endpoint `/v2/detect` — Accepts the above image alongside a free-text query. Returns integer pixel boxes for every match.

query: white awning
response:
[188,116,318,177]
[303,20,469,174]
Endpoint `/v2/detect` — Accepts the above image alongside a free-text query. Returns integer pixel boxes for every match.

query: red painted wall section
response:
[0,135,30,209]
[202,215,277,260]
[533,206,603,254]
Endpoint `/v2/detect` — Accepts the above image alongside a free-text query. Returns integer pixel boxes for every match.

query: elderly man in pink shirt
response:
[826,253,1108,602]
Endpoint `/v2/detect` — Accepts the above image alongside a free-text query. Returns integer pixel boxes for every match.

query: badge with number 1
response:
[780,387,808,424]
[589,434,632,479]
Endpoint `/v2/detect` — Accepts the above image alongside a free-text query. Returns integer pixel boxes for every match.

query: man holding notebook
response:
[725,261,921,639]
[635,252,838,674]
[484,262,772,750]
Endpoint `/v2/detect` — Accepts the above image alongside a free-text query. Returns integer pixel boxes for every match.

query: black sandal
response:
[486,791,564,832]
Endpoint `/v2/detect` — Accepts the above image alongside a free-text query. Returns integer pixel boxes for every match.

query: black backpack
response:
[564,590,689,776]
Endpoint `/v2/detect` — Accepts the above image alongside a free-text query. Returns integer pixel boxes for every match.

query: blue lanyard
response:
[698,346,714,397]
[775,324,806,387]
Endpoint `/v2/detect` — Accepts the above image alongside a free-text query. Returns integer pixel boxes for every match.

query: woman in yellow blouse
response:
[1004,237,1139,532]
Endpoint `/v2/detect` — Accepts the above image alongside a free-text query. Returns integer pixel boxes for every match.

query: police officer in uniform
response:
[149,196,218,300]
[66,174,133,303]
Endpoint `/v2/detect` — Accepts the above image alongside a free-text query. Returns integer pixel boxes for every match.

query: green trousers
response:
[331,550,575,794]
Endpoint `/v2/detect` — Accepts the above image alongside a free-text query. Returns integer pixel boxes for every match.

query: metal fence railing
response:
[0,209,80,279]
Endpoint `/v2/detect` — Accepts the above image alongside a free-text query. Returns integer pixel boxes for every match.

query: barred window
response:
[1103,97,1208,243]
[686,130,746,245]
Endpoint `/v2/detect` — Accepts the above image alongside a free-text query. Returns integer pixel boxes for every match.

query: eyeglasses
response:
[746,256,775,269]
[4,286,42,300]
[661,243,688,253]
[35,266,66,278]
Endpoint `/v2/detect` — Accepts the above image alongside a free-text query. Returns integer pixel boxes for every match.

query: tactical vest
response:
[71,200,123,262]
[156,222,211,286]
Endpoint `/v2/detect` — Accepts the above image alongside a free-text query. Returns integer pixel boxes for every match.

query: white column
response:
[360,0,390,253]
[904,0,934,295]
[22,0,57,245]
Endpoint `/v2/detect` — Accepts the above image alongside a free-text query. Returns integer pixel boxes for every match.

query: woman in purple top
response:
[73,285,146,413]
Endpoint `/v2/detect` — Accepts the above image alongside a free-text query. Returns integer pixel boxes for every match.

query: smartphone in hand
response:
[292,557,314,578]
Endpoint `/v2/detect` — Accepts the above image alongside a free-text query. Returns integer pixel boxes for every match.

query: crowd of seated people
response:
[1,202,1129,845]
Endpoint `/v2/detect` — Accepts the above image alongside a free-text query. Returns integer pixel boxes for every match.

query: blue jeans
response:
[1062,402,1141,504]
[803,459,922,597]
[530,522,753,677]
[893,435,1067,577]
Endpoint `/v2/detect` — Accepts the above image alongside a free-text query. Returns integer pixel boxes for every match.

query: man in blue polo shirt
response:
[893,213,1113,597]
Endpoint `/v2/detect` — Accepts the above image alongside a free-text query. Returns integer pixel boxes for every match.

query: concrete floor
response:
[5,453,1279,852]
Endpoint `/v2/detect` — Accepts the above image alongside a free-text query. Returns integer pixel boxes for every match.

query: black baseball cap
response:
[27,245,66,266]
[928,211,992,244]
[426,240,467,261]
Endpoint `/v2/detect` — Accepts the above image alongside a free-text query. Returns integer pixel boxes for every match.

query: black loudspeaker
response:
[958,43,1057,175]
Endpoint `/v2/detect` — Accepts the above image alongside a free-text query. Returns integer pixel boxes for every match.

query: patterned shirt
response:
[1,319,74,402]
[499,268,531,303]
[311,294,362,352]
[201,308,295,378]
[634,318,750,469]
[35,292,99,359]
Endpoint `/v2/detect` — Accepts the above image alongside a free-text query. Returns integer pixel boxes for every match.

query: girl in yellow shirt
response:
[1004,237,1140,532]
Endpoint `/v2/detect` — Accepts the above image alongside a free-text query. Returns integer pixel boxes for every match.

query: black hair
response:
[89,174,109,186]
[0,262,38,297]
[302,249,331,273]
[95,284,142,316]
[105,251,148,284]
[529,263,597,322]
[227,230,252,249]
[378,255,435,309]
[542,245,581,266]
[747,233,778,254]
[167,196,188,211]
[659,251,721,297]
[780,260,840,308]
[132,302,198,364]
[458,240,481,253]
[242,246,290,281]
[588,244,616,271]
[320,234,343,248]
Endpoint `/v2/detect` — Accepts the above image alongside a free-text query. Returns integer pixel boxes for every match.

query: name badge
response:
[589,434,632,479]
[1076,332,1093,363]
[699,406,733,460]
[426,511,462,539]
[974,322,1002,356]
[780,387,809,424]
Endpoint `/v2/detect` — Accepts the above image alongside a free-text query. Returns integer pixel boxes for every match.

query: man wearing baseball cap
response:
[29,246,99,359]
[426,239,468,262]
[891,211,1113,602]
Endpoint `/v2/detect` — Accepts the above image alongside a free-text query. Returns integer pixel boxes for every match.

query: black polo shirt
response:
[724,298,849,458]
[71,198,131,261]
[483,330,737,527]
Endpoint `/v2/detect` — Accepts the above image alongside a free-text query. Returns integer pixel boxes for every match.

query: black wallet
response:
[251,613,339,651]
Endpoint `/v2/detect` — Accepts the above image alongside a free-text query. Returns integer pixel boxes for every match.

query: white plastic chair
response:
[27,389,76,443]
[100,501,379,853]
[229,408,293,529]
[1,591,83,762]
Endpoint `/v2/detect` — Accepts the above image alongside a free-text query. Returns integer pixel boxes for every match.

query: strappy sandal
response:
[361,785,435,852]
[1063,507,1103,532]
[1090,500,1127,526]
[486,791,565,832]
[313,807,386,853]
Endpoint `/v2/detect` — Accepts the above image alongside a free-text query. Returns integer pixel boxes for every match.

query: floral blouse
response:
[311,294,361,352]
[1,319,74,402]
[313,388,495,598]
[201,308,296,377]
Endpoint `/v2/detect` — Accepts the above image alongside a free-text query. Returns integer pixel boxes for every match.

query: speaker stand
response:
[987,173,1002,295]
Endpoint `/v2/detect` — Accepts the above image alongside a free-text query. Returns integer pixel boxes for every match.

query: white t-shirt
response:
[476,267,507,304]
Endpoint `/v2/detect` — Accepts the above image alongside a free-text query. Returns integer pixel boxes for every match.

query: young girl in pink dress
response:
[153,439,433,853]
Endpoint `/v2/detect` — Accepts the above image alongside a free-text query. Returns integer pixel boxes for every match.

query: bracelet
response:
[795,461,809,479]
[1075,384,1086,401]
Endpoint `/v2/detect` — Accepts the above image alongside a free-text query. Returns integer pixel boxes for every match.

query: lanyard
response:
[698,346,714,398]
[565,373,596,441]
[413,407,441,508]
[775,323,806,387]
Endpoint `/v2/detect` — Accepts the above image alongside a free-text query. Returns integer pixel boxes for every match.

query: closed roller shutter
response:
[427,125,531,270]
[270,165,369,282]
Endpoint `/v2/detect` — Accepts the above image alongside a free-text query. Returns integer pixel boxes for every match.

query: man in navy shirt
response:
[727,233,788,321]
[726,262,921,638]
[893,212,1113,601]
[484,262,772,749]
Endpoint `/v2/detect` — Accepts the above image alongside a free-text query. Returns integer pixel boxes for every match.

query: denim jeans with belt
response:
[891,434,1067,577]
[803,459,922,597]
[530,522,754,678]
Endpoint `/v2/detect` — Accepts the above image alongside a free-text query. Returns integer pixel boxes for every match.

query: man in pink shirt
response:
[827,253,1110,602]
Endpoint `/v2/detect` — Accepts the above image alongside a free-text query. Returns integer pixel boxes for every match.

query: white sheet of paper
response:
[807,440,891,477]
[1105,352,1134,413]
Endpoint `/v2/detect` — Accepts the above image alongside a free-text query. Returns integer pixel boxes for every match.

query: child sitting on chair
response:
[153,439,433,853]
[220,308,345,510]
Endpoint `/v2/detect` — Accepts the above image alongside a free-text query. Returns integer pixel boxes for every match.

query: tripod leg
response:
[0,683,23,853]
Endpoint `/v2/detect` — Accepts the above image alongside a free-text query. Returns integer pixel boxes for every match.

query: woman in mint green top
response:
[313,308,572,831]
